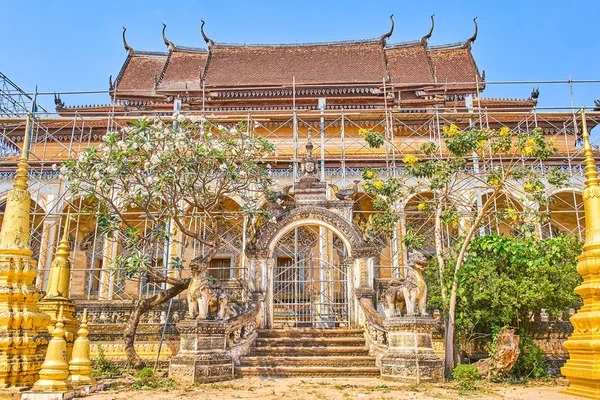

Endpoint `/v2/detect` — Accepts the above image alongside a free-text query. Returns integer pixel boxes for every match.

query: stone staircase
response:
[237,328,380,377]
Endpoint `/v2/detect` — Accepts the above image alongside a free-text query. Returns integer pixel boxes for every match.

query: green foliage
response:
[134,367,155,378]
[131,367,174,390]
[453,364,481,393]
[510,335,548,381]
[453,364,481,381]
[425,234,582,336]
[93,345,121,378]
[60,116,274,280]
[489,325,506,357]
[364,131,385,148]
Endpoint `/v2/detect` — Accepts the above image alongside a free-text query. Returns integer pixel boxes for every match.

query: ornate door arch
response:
[246,207,377,329]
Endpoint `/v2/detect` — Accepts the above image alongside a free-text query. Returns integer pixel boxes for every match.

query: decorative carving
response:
[249,207,375,259]
[329,180,360,201]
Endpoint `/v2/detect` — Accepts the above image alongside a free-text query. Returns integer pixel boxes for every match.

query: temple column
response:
[36,215,58,290]
[98,233,118,300]
[392,211,406,277]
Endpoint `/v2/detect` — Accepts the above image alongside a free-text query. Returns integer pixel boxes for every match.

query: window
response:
[208,257,232,280]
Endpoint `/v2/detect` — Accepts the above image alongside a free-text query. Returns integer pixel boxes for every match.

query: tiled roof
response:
[203,41,387,87]
[428,46,481,88]
[157,49,208,91]
[385,45,433,86]
[114,52,167,97]
[112,39,482,97]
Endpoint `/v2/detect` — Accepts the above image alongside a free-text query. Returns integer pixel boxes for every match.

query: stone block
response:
[380,316,444,383]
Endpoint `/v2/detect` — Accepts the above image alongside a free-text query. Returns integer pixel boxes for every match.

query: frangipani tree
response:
[362,124,568,374]
[60,115,274,368]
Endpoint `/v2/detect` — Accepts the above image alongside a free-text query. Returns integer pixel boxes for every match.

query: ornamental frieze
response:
[249,206,375,258]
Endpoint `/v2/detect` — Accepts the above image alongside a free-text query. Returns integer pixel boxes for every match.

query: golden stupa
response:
[562,109,600,399]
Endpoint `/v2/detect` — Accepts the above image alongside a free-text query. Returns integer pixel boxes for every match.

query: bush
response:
[453,364,481,393]
[453,364,481,382]
[510,335,548,381]
[93,345,121,378]
[132,368,174,390]
[134,367,155,379]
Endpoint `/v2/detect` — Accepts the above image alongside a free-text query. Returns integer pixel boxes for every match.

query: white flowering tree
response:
[60,115,274,369]
[361,124,568,374]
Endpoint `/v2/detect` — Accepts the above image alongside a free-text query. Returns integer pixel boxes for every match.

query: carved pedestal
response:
[380,316,444,383]
[168,319,234,385]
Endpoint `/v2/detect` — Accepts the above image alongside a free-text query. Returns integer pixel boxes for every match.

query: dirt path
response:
[85,377,586,400]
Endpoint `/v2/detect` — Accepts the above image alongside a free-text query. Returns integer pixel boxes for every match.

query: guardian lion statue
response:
[382,250,428,317]
[187,256,213,319]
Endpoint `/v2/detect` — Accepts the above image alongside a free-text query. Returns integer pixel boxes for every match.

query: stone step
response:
[257,328,364,338]
[236,365,380,377]
[254,336,366,347]
[250,346,370,357]
[240,355,376,367]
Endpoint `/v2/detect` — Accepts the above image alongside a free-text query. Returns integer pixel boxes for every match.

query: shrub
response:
[510,335,548,381]
[453,364,481,382]
[93,345,121,378]
[453,364,481,393]
[132,367,174,390]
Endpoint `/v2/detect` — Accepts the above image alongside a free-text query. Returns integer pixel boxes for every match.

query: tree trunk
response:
[444,185,503,375]
[123,278,190,370]
[434,195,447,303]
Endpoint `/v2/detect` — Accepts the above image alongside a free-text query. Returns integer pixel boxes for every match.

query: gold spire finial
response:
[44,213,72,299]
[13,109,33,190]
[67,308,95,386]
[581,108,599,188]
[34,304,71,391]
[57,305,64,329]
[56,211,71,258]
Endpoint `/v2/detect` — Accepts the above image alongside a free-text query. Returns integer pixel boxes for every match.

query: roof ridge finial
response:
[581,109,599,188]
[421,14,435,45]
[200,20,215,49]
[306,128,313,158]
[122,26,134,55]
[379,14,394,46]
[465,17,478,47]
[162,23,176,51]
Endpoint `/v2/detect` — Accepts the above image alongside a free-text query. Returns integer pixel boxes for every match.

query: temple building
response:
[0,16,598,376]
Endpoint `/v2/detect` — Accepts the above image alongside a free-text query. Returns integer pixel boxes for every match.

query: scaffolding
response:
[0,78,598,304]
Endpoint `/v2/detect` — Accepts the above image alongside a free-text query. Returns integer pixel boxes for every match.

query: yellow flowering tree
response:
[363,124,568,374]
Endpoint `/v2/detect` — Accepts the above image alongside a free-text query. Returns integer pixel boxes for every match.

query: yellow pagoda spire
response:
[45,212,72,299]
[39,211,78,359]
[561,109,600,398]
[0,109,33,251]
[0,101,51,393]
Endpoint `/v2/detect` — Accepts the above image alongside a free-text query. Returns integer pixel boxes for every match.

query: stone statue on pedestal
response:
[187,257,212,320]
[382,250,428,318]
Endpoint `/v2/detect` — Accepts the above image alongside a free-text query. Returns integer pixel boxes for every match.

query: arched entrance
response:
[247,207,376,329]
[271,224,351,328]
[246,135,377,328]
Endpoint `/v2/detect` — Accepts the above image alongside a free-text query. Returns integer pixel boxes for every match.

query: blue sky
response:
[1,0,599,112]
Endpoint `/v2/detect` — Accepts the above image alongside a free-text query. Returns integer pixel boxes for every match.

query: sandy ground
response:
[85,377,587,400]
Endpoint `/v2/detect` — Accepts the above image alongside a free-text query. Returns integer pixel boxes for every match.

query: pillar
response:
[36,216,58,290]
[98,233,118,300]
